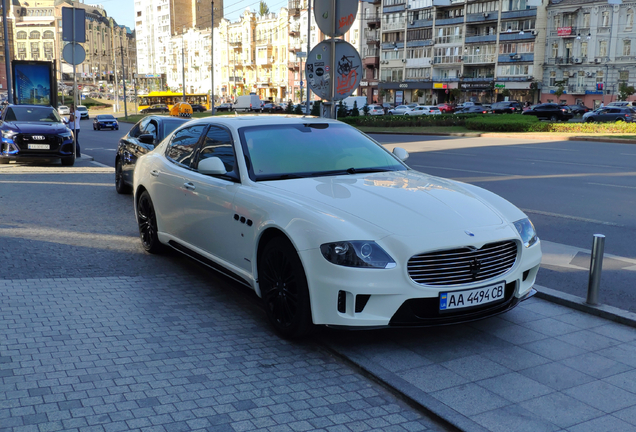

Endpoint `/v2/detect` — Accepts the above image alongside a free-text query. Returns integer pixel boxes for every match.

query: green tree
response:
[618,82,636,101]
[553,79,567,101]
[294,103,303,115]
[337,100,348,118]
[311,101,321,116]
[362,103,370,116]
[285,101,294,114]
[351,101,360,117]
[258,1,269,16]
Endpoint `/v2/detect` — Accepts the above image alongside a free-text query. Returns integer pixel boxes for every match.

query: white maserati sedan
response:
[133,116,542,338]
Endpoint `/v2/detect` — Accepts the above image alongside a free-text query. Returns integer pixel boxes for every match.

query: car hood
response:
[3,122,68,134]
[263,170,505,236]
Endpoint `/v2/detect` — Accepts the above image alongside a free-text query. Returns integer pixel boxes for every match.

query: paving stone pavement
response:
[2,159,636,432]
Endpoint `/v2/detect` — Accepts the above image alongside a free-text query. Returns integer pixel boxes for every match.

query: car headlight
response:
[1,130,16,141]
[320,241,396,269]
[514,218,538,248]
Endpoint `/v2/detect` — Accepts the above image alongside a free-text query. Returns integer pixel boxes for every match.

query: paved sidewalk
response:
[1,156,636,432]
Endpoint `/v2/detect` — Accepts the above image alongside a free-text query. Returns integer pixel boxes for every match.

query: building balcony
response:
[463,54,497,64]
[229,40,242,46]
[434,35,463,44]
[568,85,587,94]
[256,38,272,46]
[287,61,299,70]
[289,0,301,17]
[289,45,301,53]
[365,14,381,28]
[433,56,462,64]
[289,25,300,36]
[363,56,379,68]
[383,20,406,31]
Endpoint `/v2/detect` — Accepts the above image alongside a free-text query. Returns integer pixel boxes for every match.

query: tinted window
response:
[143,121,158,140]
[240,123,406,181]
[162,119,188,137]
[197,126,237,177]
[166,125,206,167]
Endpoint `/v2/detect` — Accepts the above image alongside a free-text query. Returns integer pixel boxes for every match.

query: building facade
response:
[541,0,636,107]
[0,1,15,94]
[378,0,547,106]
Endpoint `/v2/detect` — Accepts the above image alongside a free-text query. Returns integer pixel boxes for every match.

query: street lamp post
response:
[2,0,13,103]
[182,26,186,102]
[210,1,215,114]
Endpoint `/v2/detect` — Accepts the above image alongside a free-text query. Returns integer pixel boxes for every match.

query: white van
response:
[234,95,262,112]
[342,96,368,112]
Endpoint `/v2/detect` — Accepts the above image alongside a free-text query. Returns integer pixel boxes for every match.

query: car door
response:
[119,118,151,184]
[606,108,621,122]
[150,124,208,240]
[176,125,243,269]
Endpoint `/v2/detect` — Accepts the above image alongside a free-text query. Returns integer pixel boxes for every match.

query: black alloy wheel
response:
[137,191,165,254]
[259,237,313,339]
[550,115,558,122]
[115,159,132,194]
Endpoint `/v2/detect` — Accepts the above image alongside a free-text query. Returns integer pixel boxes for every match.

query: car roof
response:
[172,115,342,130]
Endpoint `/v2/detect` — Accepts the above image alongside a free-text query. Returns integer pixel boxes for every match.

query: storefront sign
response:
[433,83,447,89]
[360,81,368,86]
[585,90,603,94]
[557,27,572,37]
[460,82,491,90]
[495,83,506,89]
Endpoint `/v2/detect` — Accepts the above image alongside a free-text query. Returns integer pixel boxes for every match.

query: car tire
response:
[259,236,313,339]
[616,118,625,122]
[550,115,558,122]
[93,125,96,130]
[115,159,132,195]
[137,191,165,254]
[586,118,594,123]
[97,124,100,130]
[60,156,75,167]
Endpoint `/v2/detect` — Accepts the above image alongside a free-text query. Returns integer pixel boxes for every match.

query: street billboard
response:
[11,61,57,107]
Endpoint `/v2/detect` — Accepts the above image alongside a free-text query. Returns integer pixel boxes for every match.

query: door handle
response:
[150,170,159,177]
[184,182,196,191]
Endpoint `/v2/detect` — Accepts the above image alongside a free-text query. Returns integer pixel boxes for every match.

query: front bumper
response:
[298,228,542,328]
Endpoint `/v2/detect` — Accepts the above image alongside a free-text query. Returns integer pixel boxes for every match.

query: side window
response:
[144,120,158,141]
[4,108,16,122]
[197,126,238,178]
[166,125,206,167]
[129,118,149,138]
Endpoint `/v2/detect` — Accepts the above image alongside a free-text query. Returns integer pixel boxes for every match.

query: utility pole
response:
[305,0,311,114]
[210,1,215,113]
[120,38,127,119]
[182,27,186,102]
[2,0,13,103]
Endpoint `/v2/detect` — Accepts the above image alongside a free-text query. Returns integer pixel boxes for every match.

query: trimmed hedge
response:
[543,122,636,133]
[340,113,484,128]
[464,115,544,132]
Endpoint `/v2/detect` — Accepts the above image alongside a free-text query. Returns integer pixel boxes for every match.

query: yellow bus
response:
[138,91,210,111]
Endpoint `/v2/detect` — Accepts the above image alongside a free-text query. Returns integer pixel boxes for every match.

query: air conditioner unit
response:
[511,54,521,60]
[401,59,407,63]
[457,73,462,78]
[483,12,489,18]
[531,30,538,36]
[586,72,593,77]
[410,20,414,25]
[594,58,601,63]
[574,58,582,64]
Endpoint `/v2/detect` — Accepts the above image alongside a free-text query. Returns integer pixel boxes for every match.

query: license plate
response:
[440,282,505,311]
[28,144,50,150]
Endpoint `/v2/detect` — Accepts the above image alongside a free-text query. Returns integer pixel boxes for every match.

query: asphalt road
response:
[79,122,636,313]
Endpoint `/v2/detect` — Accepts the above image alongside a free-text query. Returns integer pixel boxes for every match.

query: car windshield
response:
[240,123,408,181]
[97,115,115,120]
[77,106,88,111]
[4,106,62,123]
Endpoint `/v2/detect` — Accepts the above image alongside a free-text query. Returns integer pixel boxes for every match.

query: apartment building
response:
[379,0,547,105]
[541,0,636,108]
[135,0,223,88]
[360,0,382,104]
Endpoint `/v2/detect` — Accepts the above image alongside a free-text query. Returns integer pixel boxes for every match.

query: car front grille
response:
[407,241,518,286]
[15,134,63,151]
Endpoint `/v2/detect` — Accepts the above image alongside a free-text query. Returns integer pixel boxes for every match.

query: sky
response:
[92,0,291,29]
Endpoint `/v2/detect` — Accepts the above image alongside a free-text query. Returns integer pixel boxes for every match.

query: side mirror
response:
[198,157,227,175]
[139,134,155,145]
[392,147,409,162]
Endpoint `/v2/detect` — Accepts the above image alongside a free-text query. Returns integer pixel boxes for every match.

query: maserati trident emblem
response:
[469,258,482,280]
[464,230,475,237]
[32,135,45,140]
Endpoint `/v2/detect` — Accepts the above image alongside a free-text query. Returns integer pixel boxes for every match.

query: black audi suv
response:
[0,104,76,166]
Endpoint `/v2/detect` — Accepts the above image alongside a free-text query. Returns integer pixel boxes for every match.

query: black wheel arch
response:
[256,228,298,294]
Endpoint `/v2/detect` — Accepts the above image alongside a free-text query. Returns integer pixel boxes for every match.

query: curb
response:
[362,130,636,144]
[534,284,636,328]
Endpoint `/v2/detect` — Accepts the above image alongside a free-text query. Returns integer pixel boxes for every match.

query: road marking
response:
[506,146,578,152]
[588,182,636,190]
[412,165,510,176]
[516,158,625,169]
[620,153,636,156]
[522,209,626,227]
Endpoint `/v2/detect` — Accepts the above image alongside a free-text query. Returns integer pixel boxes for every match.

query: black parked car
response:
[140,104,169,114]
[115,115,190,194]
[190,104,207,112]
[521,103,573,121]
[585,107,635,123]
[215,103,233,112]
[454,105,491,114]
[0,104,75,166]
[262,103,283,113]
[567,104,591,115]
[490,101,523,114]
